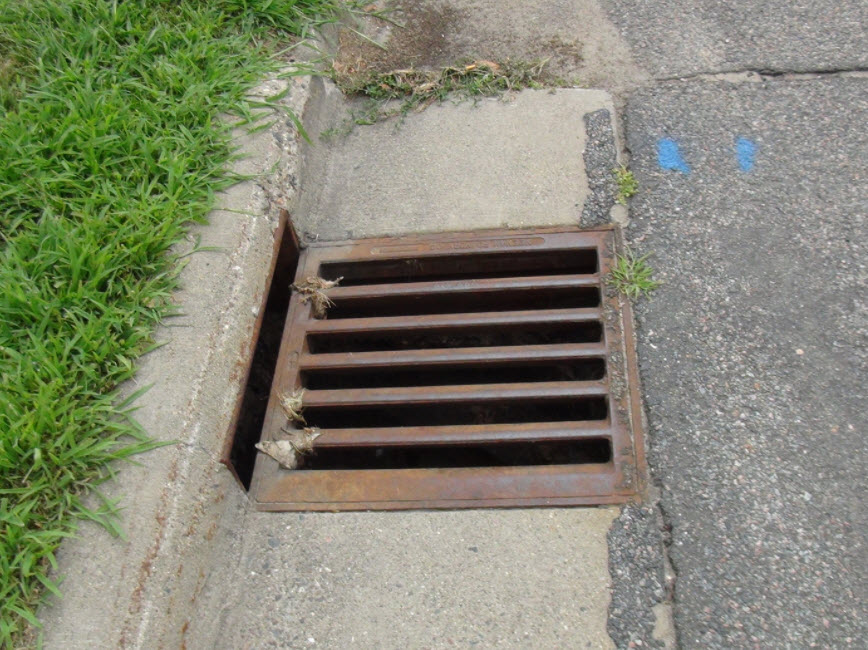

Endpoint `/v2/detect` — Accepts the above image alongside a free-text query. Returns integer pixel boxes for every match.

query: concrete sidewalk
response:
[297,82,621,239]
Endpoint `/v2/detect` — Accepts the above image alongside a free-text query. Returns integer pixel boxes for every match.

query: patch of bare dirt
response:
[336,3,466,77]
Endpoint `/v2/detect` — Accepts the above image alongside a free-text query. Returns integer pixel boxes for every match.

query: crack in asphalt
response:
[654,68,868,83]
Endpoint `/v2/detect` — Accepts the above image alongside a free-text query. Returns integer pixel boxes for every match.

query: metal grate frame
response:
[249,226,645,510]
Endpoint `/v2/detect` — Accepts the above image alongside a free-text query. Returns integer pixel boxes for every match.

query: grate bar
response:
[258,464,620,509]
[303,381,608,408]
[310,421,614,447]
[299,342,607,370]
[304,308,602,334]
[324,274,600,300]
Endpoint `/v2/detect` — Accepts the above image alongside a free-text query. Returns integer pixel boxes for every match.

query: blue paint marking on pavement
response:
[657,138,689,174]
[736,137,757,171]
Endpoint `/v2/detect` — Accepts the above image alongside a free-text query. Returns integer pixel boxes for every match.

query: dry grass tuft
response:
[280,389,307,423]
[292,276,342,317]
[324,59,554,130]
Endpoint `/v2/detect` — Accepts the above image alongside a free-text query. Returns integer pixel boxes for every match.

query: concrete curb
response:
[39,71,315,650]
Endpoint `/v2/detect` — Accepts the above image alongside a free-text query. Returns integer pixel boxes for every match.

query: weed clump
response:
[613,166,638,205]
[610,250,660,300]
[328,59,554,127]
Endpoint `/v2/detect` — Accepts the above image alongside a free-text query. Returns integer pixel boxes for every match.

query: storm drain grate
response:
[249,227,645,510]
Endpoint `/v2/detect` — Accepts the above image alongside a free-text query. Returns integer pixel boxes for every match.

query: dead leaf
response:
[476,60,501,71]
[256,440,300,470]
[256,428,321,470]
[287,426,321,455]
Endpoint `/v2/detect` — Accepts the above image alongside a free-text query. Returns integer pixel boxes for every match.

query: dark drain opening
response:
[308,321,603,353]
[298,438,612,470]
[326,286,600,319]
[302,358,606,390]
[304,396,608,429]
[319,248,599,285]
[226,215,299,489]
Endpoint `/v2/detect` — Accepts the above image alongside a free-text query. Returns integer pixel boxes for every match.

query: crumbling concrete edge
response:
[38,70,318,650]
[581,107,630,228]
[604,235,678,648]
[580,108,618,228]
[604,230,678,648]
[607,496,678,649]
[600,106,675,647]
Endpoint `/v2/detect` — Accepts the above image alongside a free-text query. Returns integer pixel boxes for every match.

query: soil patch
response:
[337,3,466,75]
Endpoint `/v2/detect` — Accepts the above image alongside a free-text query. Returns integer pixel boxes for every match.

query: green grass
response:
[0,0,334,645]
[218,0,341,35]
[613,165,638,205]
[610,250,661,300]
[325,59,555,132]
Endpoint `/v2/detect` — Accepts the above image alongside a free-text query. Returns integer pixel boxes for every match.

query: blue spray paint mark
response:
[657,138,689,174]
[736,137,757,172]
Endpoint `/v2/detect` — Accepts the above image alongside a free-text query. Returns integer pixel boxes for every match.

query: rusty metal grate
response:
[249,226,645,510]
